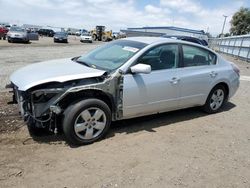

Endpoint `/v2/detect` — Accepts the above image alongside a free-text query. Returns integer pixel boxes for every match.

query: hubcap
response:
[210,89,224,111]
[74,107,106,140]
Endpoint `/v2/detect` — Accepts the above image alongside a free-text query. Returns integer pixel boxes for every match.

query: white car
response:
[80,32,93,43]
[7,37,240,145]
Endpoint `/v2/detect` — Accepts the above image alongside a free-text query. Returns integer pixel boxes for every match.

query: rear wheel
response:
[63,99,111,145]
[203,85,226,113]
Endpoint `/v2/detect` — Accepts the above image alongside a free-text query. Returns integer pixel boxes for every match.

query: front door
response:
[122,44,181,118]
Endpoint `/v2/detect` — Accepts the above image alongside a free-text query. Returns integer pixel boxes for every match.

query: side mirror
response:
[130,64,151,74]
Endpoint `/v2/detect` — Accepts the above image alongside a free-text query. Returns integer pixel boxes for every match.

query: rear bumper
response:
[229,76,240,98]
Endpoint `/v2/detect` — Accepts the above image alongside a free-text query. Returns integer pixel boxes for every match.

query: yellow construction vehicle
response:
[90,26,112,42]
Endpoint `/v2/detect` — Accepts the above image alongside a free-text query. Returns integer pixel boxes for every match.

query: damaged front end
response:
[6,82,66,133]
[6,71,124,134]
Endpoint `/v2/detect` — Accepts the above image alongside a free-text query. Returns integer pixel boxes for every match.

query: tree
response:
[230,7,250,35]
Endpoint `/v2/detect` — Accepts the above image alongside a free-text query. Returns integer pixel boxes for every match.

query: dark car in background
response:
[54,32,68,43]
[162,35,208,46]
[38,29,55,37]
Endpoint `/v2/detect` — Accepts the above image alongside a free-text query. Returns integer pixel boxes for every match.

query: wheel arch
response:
[210,81,230,100]
[58,89,115,115]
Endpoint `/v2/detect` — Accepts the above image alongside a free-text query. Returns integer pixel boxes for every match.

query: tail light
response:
[231,63,240,76]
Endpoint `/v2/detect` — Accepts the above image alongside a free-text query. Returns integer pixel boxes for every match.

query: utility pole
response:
[221,15,228,37]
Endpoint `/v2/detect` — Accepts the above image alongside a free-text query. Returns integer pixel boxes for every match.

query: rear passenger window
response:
[182,45,216,67]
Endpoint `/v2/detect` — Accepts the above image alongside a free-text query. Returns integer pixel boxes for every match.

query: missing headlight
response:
[33,92,57,103]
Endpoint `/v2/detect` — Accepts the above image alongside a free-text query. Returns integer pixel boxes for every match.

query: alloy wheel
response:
[210,89,224,111]
[74,107,107,140]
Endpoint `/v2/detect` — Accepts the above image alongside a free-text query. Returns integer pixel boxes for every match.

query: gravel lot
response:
[0,37,250,188]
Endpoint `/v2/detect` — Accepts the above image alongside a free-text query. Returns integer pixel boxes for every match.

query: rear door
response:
[178,44,217,108]
[123,43,181,118]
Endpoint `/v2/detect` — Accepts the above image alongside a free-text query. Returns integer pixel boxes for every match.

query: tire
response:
[102,35,108,42]
[92,34,97,41]
[63,99,111,145]
[203,85,227,114]
[8,37,12,43]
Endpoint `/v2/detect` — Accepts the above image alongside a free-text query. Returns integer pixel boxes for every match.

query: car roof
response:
[122,36,213,52]
[163,35,200,39]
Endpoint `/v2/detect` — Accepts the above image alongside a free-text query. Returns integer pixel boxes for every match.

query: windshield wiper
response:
[72,57,91,68]
[76,60,92,67]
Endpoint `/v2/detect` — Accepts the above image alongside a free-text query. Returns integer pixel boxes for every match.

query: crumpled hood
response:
[10,58,106,91]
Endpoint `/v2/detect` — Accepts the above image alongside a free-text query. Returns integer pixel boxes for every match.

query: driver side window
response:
[137,44,179,71]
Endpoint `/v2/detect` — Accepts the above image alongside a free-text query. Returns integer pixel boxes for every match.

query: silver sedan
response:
[8,37,240,145]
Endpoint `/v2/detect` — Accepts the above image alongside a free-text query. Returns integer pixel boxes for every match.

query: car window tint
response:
[137,44,179,71]
[182,45,216,67]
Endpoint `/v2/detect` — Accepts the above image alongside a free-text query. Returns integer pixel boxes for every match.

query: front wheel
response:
[63,99,111,145]
[203,85,226,113]
[8,37,12,43]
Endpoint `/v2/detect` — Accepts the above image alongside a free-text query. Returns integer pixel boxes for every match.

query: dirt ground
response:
[0,37,250,188]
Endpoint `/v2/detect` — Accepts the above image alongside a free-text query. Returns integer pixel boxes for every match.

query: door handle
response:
[210,71,218,78]
[170,77,180,84]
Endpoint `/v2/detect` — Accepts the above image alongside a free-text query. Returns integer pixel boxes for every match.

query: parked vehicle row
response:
[7,37,240,145]
[2,26,209,47]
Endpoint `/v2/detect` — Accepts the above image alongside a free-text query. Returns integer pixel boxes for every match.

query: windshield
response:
[55,32,67,36]
[10,27,25,32]
[76,40,147,71]
[81,32,91,36]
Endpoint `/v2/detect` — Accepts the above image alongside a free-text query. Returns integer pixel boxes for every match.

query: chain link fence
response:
[208,34,250,62]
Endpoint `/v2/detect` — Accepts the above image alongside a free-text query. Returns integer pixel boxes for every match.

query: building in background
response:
[121,26,208,40]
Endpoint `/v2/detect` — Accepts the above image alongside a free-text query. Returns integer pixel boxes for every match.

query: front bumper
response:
[80,38,92,42]
[54,38,67,42]
[6,83,27,118]
[6,83,64,120]
[9,36,28,42]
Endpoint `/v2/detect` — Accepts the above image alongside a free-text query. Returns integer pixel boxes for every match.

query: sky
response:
[0,0,249,36]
